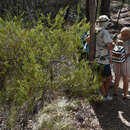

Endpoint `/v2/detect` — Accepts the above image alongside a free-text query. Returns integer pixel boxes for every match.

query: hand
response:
[126,53,130,58]
[86,36,90,44]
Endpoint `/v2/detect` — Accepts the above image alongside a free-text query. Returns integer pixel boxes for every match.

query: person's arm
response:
[103,30,114,51]
[106,42,114,50]
[126,52,130,58]
[125,41,130,58]
[86,35,90,44]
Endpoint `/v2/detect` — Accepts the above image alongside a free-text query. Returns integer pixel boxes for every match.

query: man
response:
[95,15,114,101]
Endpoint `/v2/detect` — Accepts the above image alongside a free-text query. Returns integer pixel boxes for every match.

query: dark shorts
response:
[97,64,112,77]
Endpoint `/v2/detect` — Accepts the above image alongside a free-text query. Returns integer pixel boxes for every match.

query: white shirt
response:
[95,28,112,64]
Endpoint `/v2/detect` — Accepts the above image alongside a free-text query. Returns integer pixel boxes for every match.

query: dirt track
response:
[91,68,130,130]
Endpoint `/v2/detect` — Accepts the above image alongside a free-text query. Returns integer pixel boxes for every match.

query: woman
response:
[113,27,130,99]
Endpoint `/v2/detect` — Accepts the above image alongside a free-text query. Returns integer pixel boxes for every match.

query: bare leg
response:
[114,74,121,94]
[100,78,107,96]
[114,64,121,94]
[104,76,112,92]
[100,76,111,96]
[122,75,128,97]
[100,86,107,96]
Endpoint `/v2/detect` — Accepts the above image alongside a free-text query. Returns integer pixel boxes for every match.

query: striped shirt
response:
[112,45,126,63]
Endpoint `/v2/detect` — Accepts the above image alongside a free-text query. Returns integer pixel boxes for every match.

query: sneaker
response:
[102,95,113,101]
[123,96,130,100]
[102,97,108,101]
[107,95,113,100]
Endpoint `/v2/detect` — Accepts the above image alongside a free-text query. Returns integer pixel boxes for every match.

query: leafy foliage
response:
[0,8,101,129]
[0,8,101,105]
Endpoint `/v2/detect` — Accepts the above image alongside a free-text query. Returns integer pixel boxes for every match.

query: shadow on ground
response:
[91,87,130,130]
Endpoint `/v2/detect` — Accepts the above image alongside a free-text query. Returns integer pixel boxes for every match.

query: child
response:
[79,32,90,61]
[112,39,126,97]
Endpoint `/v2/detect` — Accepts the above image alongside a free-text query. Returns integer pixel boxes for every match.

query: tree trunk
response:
[86,0,100,22]
[89,0,97,61]
[86,0,90,22]
[100,0,110,18]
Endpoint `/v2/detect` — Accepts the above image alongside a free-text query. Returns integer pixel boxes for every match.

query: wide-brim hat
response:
[96,15,110,22]
[118,27,130,41]
[96,15,111,29]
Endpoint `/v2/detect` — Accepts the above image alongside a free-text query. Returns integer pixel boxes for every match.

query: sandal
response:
[122,96,130,100]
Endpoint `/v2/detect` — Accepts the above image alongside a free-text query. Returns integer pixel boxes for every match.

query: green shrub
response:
[60,60,101,99]
[0,8,101,128]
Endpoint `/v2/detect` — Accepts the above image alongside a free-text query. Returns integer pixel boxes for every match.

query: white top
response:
[95,29,112,64]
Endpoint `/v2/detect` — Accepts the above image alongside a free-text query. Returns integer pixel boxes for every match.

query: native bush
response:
[0,8,102,129]
[0,7,101,109]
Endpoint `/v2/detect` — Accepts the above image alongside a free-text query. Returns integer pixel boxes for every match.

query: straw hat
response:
[118,27,130,41]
